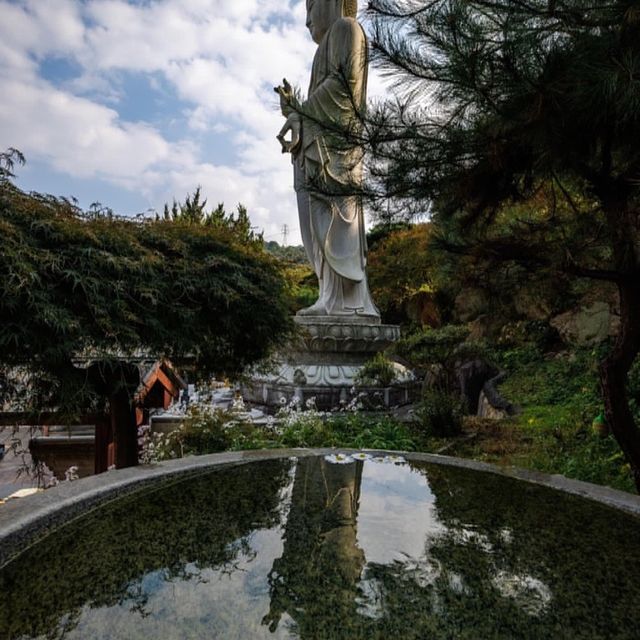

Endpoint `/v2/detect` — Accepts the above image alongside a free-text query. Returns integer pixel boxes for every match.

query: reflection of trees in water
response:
[361,463,640,639]
[264,456,365,638]
[266,459,640,639]
[4,457,639,640]
[0,459,292,640]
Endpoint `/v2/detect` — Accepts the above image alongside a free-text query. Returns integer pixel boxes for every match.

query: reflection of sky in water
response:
[4,456,640,639]
[356,461,445,564]
[31,460,452,638]
[52,498,299,639]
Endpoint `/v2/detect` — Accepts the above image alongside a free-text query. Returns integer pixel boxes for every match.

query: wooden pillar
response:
[94,416,111,474]
[110,387,139,469]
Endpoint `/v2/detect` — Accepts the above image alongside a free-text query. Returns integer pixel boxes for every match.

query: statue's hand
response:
[277,113,302,155]
[274,78,295,117]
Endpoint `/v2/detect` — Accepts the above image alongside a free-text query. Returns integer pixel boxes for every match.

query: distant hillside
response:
[264,241,308,264]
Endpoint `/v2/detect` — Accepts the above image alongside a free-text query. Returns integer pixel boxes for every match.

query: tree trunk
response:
[599,279,640,492]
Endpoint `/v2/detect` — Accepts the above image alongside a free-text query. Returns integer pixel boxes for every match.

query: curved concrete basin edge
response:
[1,448,639,568]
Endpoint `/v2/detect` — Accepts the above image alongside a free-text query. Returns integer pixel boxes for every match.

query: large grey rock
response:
[550,301,619,345]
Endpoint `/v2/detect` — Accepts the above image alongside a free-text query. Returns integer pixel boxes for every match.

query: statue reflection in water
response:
[263,456,365,636]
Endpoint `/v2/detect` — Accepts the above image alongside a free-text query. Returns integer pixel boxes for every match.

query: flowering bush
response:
[137,392,421,463]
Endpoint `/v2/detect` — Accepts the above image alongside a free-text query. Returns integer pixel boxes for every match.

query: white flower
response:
[305,397,317,409]
[371,455,406,464]
[279,396,287,405]
[324,453,354,465]
[64,465,79,482]
[352,452,371,461]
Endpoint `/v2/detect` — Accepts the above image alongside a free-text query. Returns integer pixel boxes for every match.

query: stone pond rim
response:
[1,449,639,569]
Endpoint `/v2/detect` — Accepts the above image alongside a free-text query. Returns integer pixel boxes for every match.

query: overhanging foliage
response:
[0,151,292,413]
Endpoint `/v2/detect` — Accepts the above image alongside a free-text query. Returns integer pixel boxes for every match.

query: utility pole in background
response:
[281,224,289,246]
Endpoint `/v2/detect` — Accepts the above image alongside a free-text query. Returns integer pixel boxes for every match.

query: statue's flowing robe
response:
[295,17,378,317]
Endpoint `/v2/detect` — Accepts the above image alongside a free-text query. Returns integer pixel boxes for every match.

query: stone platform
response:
[242,316,417,410]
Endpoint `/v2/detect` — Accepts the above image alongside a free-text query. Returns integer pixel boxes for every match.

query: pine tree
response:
[365,0,640,489]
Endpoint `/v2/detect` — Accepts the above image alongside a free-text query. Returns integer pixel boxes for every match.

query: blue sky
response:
[0,0,391,243]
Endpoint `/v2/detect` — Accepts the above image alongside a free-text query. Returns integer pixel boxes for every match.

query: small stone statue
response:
[276,0,379,320]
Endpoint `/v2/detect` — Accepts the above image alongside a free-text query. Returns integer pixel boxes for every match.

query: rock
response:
[456,359,499,414]
[454,288,488,323]
[468,314,504,341]
[477,392,510,420]
[480,373,516,418]
[608,313,621,338]
[550,301,615,345]
[513,289,551,321]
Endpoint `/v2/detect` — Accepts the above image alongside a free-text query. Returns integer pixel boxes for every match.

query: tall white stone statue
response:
[276,0,379,321]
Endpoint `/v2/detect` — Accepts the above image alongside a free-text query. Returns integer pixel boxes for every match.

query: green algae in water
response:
[1,456,640,639]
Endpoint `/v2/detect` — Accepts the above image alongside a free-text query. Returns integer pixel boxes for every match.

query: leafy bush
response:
[281,412,417,451]
[416,390,465,438]
[498,347,601,411]
[394,325,488,393]
[355,352,397,387]
[556,433,633,492]
[279,262,319,313]
[141,399,421,462]
[366,223,438,325]
[497,320,560,351]
[0,154,293,413]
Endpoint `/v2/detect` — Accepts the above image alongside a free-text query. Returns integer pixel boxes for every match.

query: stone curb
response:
[1,448,638,568]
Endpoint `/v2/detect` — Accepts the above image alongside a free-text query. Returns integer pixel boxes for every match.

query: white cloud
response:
[0,0,384,243]
[0,0,84,63]
[0,76,171,180]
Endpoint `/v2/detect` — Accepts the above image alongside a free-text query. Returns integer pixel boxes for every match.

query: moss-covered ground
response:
[447,347,636,494]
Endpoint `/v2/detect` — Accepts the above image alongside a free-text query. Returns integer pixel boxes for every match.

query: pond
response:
[1,454,639,639]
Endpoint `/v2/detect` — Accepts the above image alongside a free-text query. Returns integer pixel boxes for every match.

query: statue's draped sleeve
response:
[295,17,369,285]
[301,17,367,188]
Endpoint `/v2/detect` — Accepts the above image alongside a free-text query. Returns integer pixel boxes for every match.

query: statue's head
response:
[306,0,358,44]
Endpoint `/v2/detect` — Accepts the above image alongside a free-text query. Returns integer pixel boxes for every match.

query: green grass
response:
[153,409,433,460]
[153,344,638,494]
[450,347,636,493]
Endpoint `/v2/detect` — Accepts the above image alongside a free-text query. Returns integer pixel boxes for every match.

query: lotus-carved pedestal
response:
[243,316,418,411]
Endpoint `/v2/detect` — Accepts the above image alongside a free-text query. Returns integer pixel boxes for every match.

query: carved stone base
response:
[242,316,418,410]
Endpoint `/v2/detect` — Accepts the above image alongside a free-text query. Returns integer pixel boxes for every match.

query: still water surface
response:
[1,456,639,639]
